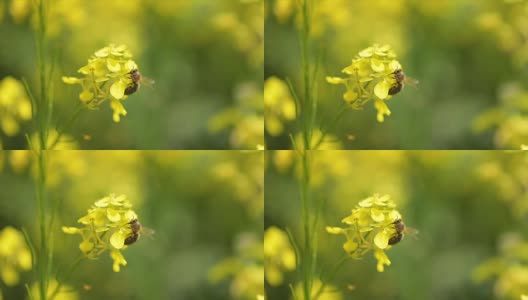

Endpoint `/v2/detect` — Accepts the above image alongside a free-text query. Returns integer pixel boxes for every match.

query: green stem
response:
[300,0,312,151]
[36,150,48,300]
[34,1,51,299]
[301,150,312,300]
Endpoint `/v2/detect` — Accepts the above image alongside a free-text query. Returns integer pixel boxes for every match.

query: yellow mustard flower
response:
[0,226,32,286]
[62,194,139,272]
[522,295,528,300]
[0,76,32,137]
[62,44,140,122]
[264,226,296,286]
[29,279,78,300]
[264,76,296,136]
[326,44,405,122]
[326,194,404,272]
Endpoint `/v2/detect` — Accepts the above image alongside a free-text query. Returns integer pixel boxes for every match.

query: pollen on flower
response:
[62,44,140,123]
[326,44,404,123]
[326,194,403,272]
[62,194,139,272]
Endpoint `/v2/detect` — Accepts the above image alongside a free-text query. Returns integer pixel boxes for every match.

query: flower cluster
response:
[0,226,32,286]
[62,44,139,122]
[0,76,32,137]
[62,194,139,272]
[264,226,296,286]
[326,194,403,272]
[326,44,403,122]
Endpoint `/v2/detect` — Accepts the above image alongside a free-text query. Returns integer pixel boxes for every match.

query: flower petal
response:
[110,80,127,100]
[374,230,390,249]
[110,231,126,249]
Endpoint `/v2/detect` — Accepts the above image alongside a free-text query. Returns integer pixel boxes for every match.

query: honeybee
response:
[388,69,419,96]
[124,69,155,95]
[124,219,155,245]
[388,219,418,245]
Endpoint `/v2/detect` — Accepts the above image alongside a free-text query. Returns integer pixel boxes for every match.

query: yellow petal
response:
[374,230,390,249]
[343,240,358,253]
[344,90,358,102]
[326,76,346,84]
[374,99,391,123]
[370,208,385,222]
[326,226,345,234]
[94,47,109,57]
[62,76,81,84]
[79,89,94,102]
[79,240,94,253]
[106,58,121,72]
[62,226,80,234]
[110,80,126,100]
[110,231,126,249]
[370,58,385,72]
[110,99,127,122]
[107,208,121,222]
[374,80,390,100]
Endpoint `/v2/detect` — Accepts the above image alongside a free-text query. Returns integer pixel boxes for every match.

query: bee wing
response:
[404,226,419,239]
[140,76,155,88]
[141,226,156,239]
[404,76,419,89]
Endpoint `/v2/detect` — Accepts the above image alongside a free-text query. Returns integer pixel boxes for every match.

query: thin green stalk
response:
[301,150,312,300]
[300,0,312,151]
[34,1,51,299]
[36,150,48,300]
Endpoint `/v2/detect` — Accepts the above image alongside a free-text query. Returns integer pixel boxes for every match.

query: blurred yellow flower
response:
[264,226,296,286]
[62,44,140,122]
[9,0,31,24]
[212,0,263,67]
[474,233,528,299]
[293,279,342,300]
[209,233,264,300]
[326,44,404,122]
[209,82,264,149]
[264,76,296,136]
[326,194,403,272]
[0,226,32,286]
[62,194,139,272]
[0,76,32,137]
[29,279,78,300]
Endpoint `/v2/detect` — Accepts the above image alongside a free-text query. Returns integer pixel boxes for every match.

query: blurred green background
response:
[0,0,263,149]
[265,0,528,149]
[265,150,528,300]
[0,150,263,300]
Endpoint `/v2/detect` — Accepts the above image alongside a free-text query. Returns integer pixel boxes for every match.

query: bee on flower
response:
[62,194,144,272]
[326,194,416,272]
[326,44,417,122]
[62,44,153,123]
